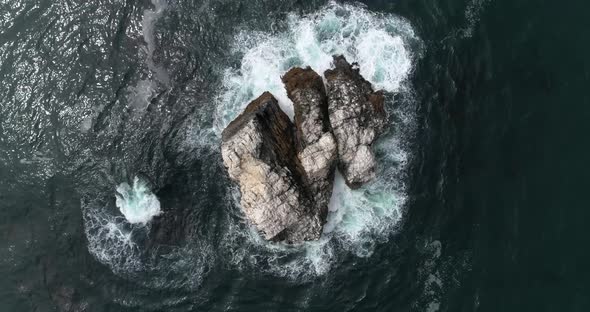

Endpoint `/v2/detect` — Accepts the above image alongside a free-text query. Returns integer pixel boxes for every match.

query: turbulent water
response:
[2,0,589,311]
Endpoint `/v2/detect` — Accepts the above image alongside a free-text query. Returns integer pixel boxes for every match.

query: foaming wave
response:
[116,176,161,225]
[214,1,420,129]
[82,186,213,290]
[83,202,213,289]
[83,206,142,272]
[216,2,422,279]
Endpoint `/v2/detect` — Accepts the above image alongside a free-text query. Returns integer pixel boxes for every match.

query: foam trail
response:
[462,0,490,37]
[142,0,170,85]
[83,208,142,273]
[217,2,421,278]
[115,176,161,225]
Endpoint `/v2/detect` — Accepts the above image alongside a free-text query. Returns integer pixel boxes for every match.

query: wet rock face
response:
[221,57,386,243]
[282,67,337,222]
[324,55,386,188]
[221,92,323,243]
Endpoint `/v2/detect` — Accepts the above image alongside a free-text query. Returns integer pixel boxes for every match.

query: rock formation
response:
[221,92,323,243]
[324,55,386,188]
[282,67,337,223]
[221,56,387,243]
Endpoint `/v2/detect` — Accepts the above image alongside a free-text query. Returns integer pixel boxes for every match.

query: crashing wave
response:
[83,190,212,290]
[115,176,161,225]
[215,2,419,129]
[82,174,212,290]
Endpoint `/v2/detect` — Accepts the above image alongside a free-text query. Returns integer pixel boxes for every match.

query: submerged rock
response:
[282,67,337,223]
[324,55,386,188]
[221,92,323,243]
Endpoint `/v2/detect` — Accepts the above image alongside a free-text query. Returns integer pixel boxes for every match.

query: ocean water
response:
[1,0,589,311]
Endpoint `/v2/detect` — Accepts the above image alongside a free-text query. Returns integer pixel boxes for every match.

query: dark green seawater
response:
[1,0,589,311]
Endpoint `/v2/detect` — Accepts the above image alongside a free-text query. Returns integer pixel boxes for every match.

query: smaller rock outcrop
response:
[324,56,386,188]
[282,67,337,222]
[221,92,323,243]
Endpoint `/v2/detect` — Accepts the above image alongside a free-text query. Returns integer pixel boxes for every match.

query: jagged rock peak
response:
[221,56,388,244]
[221,92,323,243]
[283,67,337,225]
[324,55,387,189]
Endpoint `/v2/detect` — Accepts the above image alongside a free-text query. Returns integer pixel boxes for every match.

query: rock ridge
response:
[221,56,387,243]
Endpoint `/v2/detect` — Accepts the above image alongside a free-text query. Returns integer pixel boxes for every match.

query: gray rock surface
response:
[221,56,387,243]
[221,92,323,243]
[282,67,337,222]
[324,55,386,188]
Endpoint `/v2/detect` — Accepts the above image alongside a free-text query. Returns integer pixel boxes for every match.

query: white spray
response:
[115,176,161,225]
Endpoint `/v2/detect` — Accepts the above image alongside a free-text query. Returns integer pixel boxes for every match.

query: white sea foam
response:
[216,2,422,278]
[83,176,212,289]
[83,207,143,273]
[83,202,213,289]
[115,176,161,225]
[214,1,419,130]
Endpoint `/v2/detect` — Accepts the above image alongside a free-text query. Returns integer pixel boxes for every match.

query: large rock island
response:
[221,56,386,244]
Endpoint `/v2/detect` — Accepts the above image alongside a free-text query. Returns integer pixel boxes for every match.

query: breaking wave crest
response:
[116,177,162,225]
[215,2,420,128]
